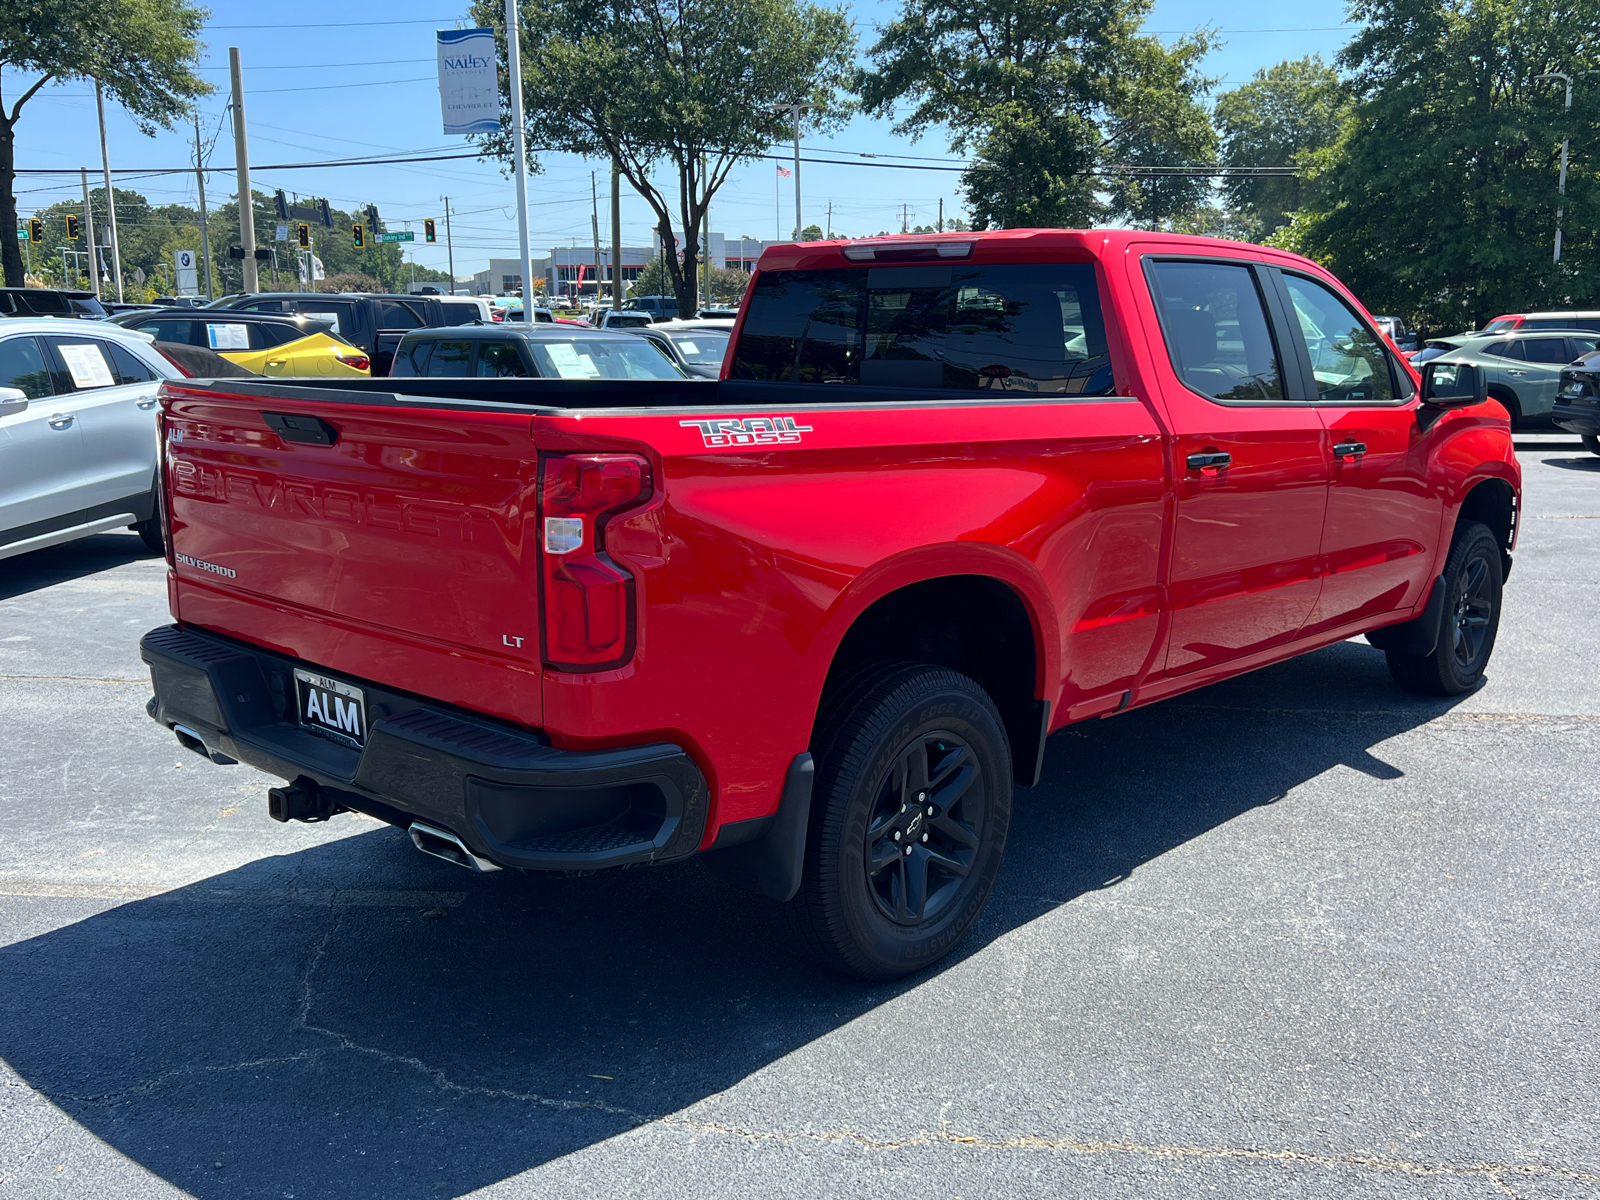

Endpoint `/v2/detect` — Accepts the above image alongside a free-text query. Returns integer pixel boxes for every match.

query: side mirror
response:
[0,386,28,418]
[1417,360,1487,431]
[1420,360,1487,407]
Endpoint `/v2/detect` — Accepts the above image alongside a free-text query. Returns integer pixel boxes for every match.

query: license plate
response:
[294,669,367,747]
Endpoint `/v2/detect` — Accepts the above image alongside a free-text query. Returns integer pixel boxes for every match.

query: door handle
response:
[48,413,75,430]
[1185,451,1231,471]
[1332,440,1368,459]
[136,397,158,409]
[1506,369,1525,376]
[266,359,286,368]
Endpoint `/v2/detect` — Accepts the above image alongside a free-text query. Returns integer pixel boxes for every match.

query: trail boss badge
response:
[680,416,812,448]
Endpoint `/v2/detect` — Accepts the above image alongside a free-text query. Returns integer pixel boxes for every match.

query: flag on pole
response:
[777,166,791,177]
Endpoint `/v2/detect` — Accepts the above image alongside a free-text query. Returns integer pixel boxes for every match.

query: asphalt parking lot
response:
[1,437,1596,1200]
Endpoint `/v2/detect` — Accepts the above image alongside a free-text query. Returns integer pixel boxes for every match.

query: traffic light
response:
[296,223,311,249]
[65,214,80,241]
[424,218,437,244]
[365,204,381,233]
[317,198,333,229]
[352,222,365,249]
[27,218,43,243]
[274,190,289,219]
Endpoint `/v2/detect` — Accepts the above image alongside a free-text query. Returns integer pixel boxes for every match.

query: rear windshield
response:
[525,337,687,380]
[731,263,1113,393]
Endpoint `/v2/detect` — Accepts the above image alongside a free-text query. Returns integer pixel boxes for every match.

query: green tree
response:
[799,223,825,240]
[1294,0,1600,329]
[708,266,750,302]
[630,254,672,297]
[0,0,210,286]
[1215,56,1349,239]
[473,0,855,313]
[857,0,1217,230]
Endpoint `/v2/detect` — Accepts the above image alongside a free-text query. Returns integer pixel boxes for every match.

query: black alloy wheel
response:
[1385,519,1503,696]
[864,732,985,926]
[784,662,1013,981]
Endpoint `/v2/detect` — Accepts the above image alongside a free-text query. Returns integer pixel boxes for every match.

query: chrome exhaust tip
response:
[172,723,238,765]
[408,821,501,873]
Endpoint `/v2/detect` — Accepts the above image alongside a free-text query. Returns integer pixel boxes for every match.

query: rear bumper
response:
[1552,402,1600,436]
[140,624,708,872]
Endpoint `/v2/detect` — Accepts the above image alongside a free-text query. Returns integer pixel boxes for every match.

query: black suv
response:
[1554,355,1600,455]
[207,292,488,375]
[0,288,109,319]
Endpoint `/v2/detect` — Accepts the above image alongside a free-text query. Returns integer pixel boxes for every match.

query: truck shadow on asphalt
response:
[0,639,1468,1198]
[0,531,159,603]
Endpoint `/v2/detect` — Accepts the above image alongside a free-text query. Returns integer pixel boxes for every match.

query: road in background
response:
[1,437,1596,1199]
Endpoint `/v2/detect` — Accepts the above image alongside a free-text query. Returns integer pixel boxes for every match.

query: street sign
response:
[275,223,289,242]
[175,249,197,296]
[376,231,414,243]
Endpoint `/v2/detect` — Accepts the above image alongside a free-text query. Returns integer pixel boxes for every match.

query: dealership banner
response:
[437,28,501,136]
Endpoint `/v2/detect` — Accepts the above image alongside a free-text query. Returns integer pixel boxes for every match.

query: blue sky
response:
[10,0,1352,281]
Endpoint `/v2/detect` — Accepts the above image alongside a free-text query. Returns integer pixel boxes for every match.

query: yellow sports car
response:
[118,310,371,376]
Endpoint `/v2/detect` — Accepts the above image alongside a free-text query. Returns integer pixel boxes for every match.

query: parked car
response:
[629,319,732,378]
[594,309,655,330]
[0,319,180,560]
[1371,315,1418,352]
[696,307,738,320]
[142,229,1517,980]
[1481,310,1600,334]
[624,294,680,322]
[0,288,109,320]
[1406,329,1599,425]
[205,292,484,375]
[1553,354,1600,455]
[113,309,370,377]
[500,308,557,324]
[389,324,689,380]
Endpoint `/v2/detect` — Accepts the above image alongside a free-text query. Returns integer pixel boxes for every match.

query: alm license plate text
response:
[294,669,367,746]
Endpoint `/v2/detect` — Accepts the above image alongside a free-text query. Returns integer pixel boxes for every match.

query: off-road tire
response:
[1385,520,1503,696]
[783,663,1013,981]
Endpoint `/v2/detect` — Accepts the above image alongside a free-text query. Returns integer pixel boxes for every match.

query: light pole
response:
[1534,71,1600,264]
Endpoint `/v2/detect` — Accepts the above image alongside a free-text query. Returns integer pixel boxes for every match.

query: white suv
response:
[0,319,181,561]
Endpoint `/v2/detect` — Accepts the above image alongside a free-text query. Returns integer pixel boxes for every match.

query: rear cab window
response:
[732,263,1113,394]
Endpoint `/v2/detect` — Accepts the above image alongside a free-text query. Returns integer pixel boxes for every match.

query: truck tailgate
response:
[162,382,545,727]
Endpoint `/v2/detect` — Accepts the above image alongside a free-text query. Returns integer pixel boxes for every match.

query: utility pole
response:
[825,201,832,239]
[938,198,943,233]
[900,203,910,234]
[506,0,535,321]
[228,48,258,292]
[193,111,214,299]
[702,153,711,306]
[442,196,456,295]
[611,158,622,311]
[1534,71,1600,264]
[94,82,124,301]
[591,171,602,314]
[79,168,98,300]
[787,104,804,239]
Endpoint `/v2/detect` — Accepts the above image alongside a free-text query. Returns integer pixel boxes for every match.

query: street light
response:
[1533,71,1600,264]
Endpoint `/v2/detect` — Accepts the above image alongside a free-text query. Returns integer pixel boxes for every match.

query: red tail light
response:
[539,453,650,669]
[334,351,371,371]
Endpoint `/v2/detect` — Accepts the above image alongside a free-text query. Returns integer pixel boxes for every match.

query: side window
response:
[1524,337,1570,365]
[1569,336,1600,358]
[43,338,118,390]
[1280,274,1396,403]
[1147,260,1285,402]
[1483,341,1519,359]
[139,320,202,345]
[391,340,431,377]
[476,340,529,377]
[251,323,304,350]
[104,341,159,383]
[379,301,425,329]
[0,336,54,399]
[424,340,473,377]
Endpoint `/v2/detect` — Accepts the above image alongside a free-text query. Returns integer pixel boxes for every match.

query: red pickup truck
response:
[140,230,1519,979]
